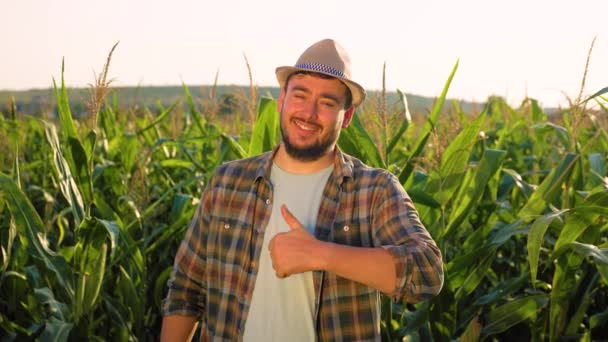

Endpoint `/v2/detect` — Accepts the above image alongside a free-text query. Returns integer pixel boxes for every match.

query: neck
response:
[273,143,335,174]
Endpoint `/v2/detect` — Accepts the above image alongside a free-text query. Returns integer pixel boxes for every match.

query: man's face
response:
[277,73,354,162]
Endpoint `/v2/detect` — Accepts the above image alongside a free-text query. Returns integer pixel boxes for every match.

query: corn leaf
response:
[338,109,385,168]
[580,86,608,104]
[553,190,608,255]
[136,102,177,134]
[406,188,440,208]
[52,59,78,141]
[39,316,73,342]
[249,97,279,156]
[481,294,548,337]
[43,122,85,226]
[454,253,494,299]
[0,174,75,301]
[473,274,528,306]
[550,252,582,340]
[385,89,411,158]
[113,133,139,173]
[528,209,569,283]
[182,82,206,134]
[518,153,578,219]
[588,153,606,188]
[159,159,195,170]
[568,242,608,283]
[398,60,459,184]
[590,307,608,330]
[34,287,70,321]
[565,273,599,335]
[116,265,143,328]
[529,98,547,123]
[1,215,16,273]
[532,122,571,150]
[447,245,494,292]
[444,149,506,237]
[434,109,487,204]
[220,133,247,160]
[67,136,94,210]
[100,105,118,140]
[81,242,107,315]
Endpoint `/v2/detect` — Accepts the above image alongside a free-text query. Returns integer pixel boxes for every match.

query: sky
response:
[1,0,607,108]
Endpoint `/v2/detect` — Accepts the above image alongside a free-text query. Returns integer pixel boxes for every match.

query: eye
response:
[320,100,337,108]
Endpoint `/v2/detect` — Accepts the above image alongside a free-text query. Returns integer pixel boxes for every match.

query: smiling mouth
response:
[292,118,320,132]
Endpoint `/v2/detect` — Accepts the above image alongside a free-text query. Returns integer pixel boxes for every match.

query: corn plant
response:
[1,53,607,341]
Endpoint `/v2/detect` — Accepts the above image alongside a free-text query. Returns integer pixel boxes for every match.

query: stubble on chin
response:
[279,121,335,162]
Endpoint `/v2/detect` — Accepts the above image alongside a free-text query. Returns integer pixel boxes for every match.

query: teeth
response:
[294,119,318,131]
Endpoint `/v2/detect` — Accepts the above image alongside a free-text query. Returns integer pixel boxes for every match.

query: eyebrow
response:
[290,85,341,104]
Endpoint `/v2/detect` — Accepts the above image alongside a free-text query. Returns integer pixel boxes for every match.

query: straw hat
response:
[275,39,366,107]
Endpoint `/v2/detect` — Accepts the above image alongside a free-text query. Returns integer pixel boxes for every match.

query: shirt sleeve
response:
[162,184,213,318]
[373,172,444,303]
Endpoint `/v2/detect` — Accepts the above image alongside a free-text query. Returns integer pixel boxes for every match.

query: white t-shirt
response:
[242,162,334,342]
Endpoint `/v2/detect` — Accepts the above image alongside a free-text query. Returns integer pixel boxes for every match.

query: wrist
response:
[313,240,332,271]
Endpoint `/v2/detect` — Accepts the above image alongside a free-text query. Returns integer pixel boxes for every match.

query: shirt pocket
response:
[207,215,251,290]
[331,218,373,247]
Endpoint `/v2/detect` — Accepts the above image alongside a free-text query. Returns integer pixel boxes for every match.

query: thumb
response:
[281,205,305,231]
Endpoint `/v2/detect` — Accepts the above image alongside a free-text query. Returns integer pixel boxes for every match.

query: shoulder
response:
[215,152,269,176]
[205,151,272,191]
[340,152,397,188]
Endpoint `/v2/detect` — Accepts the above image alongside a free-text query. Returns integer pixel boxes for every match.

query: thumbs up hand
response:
[268,205,325,278]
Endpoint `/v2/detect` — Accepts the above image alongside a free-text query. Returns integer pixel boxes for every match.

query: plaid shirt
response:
[163,147,444,341]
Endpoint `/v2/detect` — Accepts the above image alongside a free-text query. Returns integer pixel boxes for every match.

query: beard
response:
[280,116,340,162]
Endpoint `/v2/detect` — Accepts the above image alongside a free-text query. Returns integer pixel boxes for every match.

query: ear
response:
[277,88,286,113]
[341,106,356,128]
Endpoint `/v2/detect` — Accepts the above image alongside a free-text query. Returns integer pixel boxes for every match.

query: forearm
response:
[317,241,396,295]
[369,174,444,302]
[160,315,198,342]
[383,240,444,302]
[272,204,440,298]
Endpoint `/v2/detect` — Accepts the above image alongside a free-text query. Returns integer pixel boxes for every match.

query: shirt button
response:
[343,225,350,232]
[265,198,271,205]
[224,223,230,229]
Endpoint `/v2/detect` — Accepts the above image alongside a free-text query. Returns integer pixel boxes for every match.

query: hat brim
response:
[275,66,366,107]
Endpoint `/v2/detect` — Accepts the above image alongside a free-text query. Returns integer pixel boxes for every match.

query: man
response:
[161,39,444,341]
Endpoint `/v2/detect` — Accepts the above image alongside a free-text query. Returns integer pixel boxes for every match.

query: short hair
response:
[284,71,353,109]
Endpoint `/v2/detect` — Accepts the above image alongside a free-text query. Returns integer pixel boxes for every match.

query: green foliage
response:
[249,97,280,156]
[0,59,607,342]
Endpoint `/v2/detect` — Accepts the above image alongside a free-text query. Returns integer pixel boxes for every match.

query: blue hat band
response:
[295,63,346,79]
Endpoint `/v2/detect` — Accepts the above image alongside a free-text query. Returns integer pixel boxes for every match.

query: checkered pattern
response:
[163,147,444,341]
[295,62,347,79]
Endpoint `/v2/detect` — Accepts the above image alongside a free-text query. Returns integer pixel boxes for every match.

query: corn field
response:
[1,55,607,341]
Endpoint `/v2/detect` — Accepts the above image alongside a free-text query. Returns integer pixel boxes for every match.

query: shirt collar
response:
[254,145,354,184]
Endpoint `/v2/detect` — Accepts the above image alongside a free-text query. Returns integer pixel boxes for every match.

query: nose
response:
[300,99,319,120]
